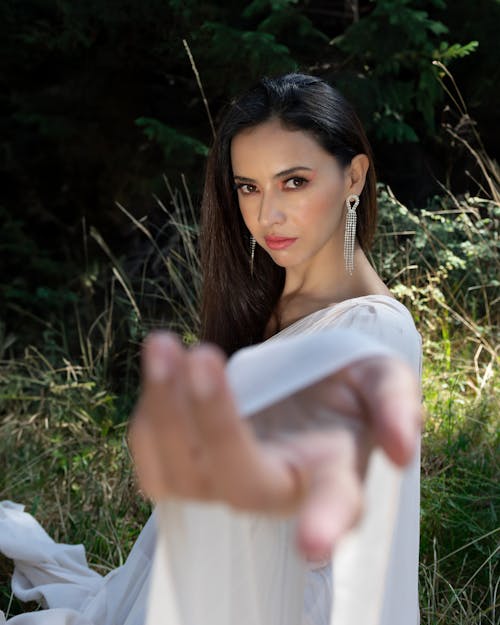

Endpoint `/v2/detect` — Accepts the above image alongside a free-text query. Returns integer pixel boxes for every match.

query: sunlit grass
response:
[419,352,498,624]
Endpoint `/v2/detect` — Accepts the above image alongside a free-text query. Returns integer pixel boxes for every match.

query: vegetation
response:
[1,1,498,623]
[1,169,498,621]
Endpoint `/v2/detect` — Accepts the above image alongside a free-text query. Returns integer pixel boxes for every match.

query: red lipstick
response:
[265,236,298,250]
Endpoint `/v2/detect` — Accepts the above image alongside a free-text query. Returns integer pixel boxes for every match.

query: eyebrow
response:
[233,166,313,183]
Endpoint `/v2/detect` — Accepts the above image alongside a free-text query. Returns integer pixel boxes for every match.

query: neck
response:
[281,238,367,305]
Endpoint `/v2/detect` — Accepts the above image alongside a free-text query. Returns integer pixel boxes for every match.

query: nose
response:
[258,188,286,227]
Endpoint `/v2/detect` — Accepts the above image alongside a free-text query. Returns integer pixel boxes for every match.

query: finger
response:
[188,345,301,513]
[128,413,170,502]
[342,356,422,466]
[370,360,422,465]
[293,430,364,559]
[139,331,206,496]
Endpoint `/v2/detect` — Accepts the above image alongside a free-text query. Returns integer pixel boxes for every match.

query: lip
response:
[264,236,297,250]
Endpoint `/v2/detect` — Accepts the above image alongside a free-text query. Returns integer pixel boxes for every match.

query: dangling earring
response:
[249,234,256,276]
[344,194,359,276]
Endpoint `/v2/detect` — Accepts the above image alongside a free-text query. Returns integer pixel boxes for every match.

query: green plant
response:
[419,383,499,624]
[331,0,478,142]
[373,186,498,396]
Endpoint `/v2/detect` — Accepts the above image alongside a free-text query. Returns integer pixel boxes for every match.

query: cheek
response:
[238,200,255,229]
[294,185,342,232]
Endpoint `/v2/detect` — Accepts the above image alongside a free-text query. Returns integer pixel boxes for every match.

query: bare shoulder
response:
[355,254,394,299]
[358,275,394,299]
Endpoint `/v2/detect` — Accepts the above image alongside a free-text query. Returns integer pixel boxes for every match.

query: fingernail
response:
[146,334,176,382]
[191,354,219,399]
[147,355,171,382]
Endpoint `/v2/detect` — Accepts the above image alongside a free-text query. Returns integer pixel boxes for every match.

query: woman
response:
[0,73,423,625]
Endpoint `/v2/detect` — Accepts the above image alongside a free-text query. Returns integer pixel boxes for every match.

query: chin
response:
[268,253,306,269]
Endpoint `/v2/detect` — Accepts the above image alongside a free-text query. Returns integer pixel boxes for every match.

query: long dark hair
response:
[199,72,378,356]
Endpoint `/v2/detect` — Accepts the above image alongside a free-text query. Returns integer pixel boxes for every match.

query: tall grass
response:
[0,166,498,621]
[372,180,499,622]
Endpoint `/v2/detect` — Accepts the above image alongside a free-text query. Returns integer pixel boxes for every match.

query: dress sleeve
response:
[147,306,423,625]
[323,299,423,386]
[320,301,422,625]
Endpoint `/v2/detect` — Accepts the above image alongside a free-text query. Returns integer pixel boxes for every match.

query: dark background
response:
[1,0,498,346]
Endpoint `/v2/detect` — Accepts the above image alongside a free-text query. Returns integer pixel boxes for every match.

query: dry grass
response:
[1,166,498,621]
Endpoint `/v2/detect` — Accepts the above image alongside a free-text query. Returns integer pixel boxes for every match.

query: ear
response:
[344,154,370,196]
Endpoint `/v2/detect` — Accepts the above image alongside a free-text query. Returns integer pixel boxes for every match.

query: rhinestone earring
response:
[249,234,256,276]
[344,194,359,275]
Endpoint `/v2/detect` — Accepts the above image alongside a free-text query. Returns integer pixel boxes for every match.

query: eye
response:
[283,176,308,189]
[235,183,258,195]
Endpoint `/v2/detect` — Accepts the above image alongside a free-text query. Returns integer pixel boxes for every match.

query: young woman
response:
[0,74,423,625]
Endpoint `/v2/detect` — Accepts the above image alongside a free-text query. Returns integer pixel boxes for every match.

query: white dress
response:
[0,294,423,625]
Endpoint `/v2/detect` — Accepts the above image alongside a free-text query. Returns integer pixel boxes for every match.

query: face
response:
[230,117,350,269]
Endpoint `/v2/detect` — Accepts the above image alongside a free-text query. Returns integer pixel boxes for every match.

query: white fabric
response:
[0,294,422,625]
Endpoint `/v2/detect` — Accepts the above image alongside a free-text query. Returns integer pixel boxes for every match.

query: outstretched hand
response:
[128,331,423,560]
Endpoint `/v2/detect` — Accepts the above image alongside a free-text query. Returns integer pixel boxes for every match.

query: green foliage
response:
[375,188,500,324]
[331,0,478,142]
[244,0,299,15]
[0,205,79,334]
[135,118,209,169]
[435,39,479,62]
[244,0,328,52]
[197,22,296,81]
[419,388,498,622]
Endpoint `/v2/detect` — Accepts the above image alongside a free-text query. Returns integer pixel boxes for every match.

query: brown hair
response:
[199,73,378,356]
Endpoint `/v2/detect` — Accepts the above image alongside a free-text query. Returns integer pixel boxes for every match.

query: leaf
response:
[437,40,479,63]
[135,117,209,159]
[243,0,298,19]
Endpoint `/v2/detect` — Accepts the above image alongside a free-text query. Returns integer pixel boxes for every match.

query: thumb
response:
[128,414,170,503]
